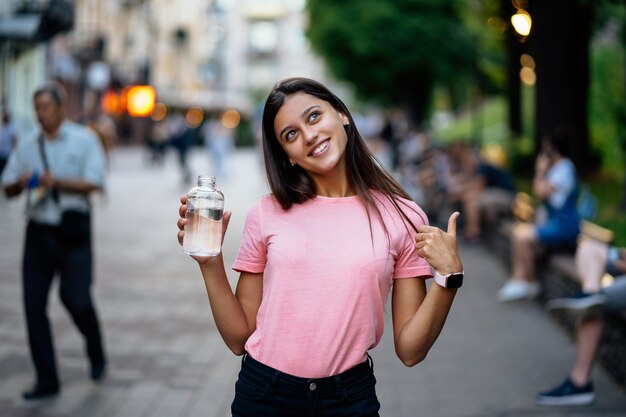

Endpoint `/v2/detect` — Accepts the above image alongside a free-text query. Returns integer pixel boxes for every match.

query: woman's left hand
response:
[415,212,463,275]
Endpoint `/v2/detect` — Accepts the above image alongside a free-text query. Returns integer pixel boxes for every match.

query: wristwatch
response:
[434,270,464,289]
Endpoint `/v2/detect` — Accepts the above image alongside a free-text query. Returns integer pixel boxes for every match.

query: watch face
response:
[447,274,463,289]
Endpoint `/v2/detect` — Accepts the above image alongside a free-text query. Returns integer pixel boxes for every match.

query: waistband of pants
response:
[240,353,374,396]
[28,220,60,230]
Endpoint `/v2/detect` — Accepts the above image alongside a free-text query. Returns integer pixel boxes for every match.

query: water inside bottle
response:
[183,206,224,256]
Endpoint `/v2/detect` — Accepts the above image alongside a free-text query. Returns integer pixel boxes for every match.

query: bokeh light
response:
[511,10,532,37]
[126,86,156,117]
[101,90,121,115]
[520,67,536,86]
[221,109,241,129]
[151,102,168,122]
[185,107,204,128]
[520,53,535,70]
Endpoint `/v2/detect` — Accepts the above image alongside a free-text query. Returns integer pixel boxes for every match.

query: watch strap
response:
[434,270,464,289]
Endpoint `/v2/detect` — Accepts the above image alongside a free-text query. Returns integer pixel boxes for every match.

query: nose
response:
[303,126,318,146]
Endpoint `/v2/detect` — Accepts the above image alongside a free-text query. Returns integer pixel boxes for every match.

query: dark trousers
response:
[22,221,105,388]
[231,354,380,417]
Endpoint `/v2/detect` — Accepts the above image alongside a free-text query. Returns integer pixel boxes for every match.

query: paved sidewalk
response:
[0,146,625,417]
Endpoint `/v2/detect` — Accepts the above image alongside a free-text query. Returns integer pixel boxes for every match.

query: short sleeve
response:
[232,199,267,273]
[1,134,37,186]
[547,161,576,209]
[393,202,433,279]
[0,147,23,185]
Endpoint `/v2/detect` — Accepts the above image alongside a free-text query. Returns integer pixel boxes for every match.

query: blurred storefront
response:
[0,0,73,139]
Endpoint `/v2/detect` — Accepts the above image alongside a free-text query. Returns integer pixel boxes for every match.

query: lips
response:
[308,139,330,157]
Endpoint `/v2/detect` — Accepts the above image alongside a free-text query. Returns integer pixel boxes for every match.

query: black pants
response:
[22,221,105,388]
[232,355,380,417]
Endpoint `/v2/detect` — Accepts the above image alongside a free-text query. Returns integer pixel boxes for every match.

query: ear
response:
[340,113,349,126]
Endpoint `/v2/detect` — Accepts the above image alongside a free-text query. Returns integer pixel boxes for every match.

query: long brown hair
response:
[261,77,425,234]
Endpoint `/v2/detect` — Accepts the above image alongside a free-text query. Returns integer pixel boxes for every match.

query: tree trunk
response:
[399,71,433,127]
[529,0,593,176]
[502,0,522,135]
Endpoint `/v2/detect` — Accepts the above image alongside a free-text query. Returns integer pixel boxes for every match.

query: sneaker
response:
[536,377,595,406]
[497,279,541,302]
[546,292,607,315]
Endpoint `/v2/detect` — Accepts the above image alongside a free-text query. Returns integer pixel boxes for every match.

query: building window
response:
[249,21,278,55]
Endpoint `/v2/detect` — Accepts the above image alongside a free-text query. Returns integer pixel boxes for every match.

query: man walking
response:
[1,81,107,400]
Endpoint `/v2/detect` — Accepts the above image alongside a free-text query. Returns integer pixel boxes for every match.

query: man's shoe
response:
[546,292,607,315]
[536,377,595,406]
[497,279,540,302]
[90,359,107,382]
[22,384,60,400]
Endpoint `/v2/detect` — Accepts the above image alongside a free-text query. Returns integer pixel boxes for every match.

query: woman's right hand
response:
[177,195,232,264]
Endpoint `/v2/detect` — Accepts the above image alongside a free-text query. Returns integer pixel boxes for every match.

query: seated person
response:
[498,129,580,302]
[453,147,516,241]
[537,239,626,406]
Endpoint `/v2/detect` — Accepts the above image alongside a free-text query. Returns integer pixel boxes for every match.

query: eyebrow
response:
[279,105,322,139]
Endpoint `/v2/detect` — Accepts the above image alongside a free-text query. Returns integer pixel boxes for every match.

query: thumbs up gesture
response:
[415,212,464,276]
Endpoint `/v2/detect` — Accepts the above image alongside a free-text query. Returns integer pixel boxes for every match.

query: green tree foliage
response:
[589,2,626,177]
[306,0,476,124]
[590,40,625,175]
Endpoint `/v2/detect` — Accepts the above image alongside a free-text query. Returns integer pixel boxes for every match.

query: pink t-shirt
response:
[232,193,432,378]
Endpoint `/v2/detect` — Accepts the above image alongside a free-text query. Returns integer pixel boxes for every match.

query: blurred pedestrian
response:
[176,77,464,416]
[448,146,516,242]
[148,118,169,165]
[168,111,192,183]
[0,110,18,175]
[380,108,408,172]
[202,116,234,180]
[498,128,580,302]
[538,239,626,406]
[1,81,108,400]
[79,90,117,163]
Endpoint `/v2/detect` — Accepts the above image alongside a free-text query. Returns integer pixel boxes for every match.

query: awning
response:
[0,14,42,41]
[0,0,74,42]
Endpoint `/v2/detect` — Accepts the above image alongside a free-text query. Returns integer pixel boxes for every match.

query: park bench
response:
[481,193,626,386]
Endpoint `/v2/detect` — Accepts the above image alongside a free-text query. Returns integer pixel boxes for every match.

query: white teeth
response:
[312,141,328,156]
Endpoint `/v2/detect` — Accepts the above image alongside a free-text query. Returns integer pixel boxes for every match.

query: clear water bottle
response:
[183,175,224,256]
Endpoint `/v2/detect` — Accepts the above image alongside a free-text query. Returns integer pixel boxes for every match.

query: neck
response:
[311,168,354,198]
[552,155,564,164]
[43,123,62,140]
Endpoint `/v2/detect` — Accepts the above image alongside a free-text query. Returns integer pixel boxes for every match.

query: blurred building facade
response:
[69,0,327,114]
[1,0,330,141]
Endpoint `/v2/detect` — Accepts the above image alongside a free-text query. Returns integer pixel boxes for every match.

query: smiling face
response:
[273,92,349,180]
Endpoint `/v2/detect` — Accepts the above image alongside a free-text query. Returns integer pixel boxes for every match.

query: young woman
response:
[176,78,463,416]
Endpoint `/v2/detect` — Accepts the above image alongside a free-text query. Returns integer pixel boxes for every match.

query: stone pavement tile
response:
[184,354,240,417]
[148,388,196,417]
[106,382,163,417]
[70,389,126,417]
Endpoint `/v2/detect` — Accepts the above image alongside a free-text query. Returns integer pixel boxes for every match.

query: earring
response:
[289,159,296,166]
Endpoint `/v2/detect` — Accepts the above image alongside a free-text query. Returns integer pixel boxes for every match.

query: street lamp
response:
[511,10,532,37]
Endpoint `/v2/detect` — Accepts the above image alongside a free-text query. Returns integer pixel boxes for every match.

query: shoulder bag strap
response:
[36,133,60,205]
